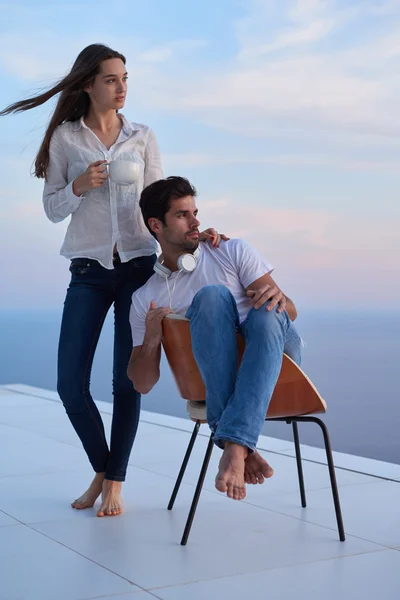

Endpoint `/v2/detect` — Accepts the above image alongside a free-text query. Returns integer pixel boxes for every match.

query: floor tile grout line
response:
[4,465,399,548]
[235,497,396,549]
[128,418,400,484]
[0,418,89,452]
[127,459,389,501]
[5,510,398,588]
[83,590,163,600]
[2,385,399,483]
[25,521,151,593]
[143,547,398,593]
[1,482,397,589]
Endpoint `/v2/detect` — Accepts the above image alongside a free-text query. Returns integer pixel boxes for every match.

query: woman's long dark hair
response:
[0,44,125,178]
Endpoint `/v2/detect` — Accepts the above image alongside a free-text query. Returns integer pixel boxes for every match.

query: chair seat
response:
[162,316,327,421]
[186,401,207,422]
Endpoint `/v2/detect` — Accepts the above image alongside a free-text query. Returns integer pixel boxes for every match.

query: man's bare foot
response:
[71,473,105,509]
[215,442,247,500]
[97,479,123,517]
[244,451,274,485]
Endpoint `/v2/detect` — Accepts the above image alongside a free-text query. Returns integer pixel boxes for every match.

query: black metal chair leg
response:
[181,434,214,546]
[313,417,346,541]
[292,420,307,507]
[168,421,201,510]
[271,415,345,542]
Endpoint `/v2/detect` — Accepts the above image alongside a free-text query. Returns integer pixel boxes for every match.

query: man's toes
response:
[97,510,105,517]
[232,486,245,501]
[257,473,265,484]
[215,478,228,493]
[226,483,234,499]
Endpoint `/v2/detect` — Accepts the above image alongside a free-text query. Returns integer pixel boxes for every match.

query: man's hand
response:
[247,284,287,313]
[199,228,230,248]
[143,301,173,348]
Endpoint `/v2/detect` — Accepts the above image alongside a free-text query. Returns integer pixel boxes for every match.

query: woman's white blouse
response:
[43,114,162,269]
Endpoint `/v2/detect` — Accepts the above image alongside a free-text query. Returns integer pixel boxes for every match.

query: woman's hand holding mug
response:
[72,160,140,196]
[72,160,108,197]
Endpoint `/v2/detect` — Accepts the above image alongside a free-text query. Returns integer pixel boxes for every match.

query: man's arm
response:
[128,343,162,394]
[127,301,172,394]
[246,273,298,321]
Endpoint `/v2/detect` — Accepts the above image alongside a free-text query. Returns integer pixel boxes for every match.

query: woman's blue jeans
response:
[57,255,156,481]
[186,285,302,452]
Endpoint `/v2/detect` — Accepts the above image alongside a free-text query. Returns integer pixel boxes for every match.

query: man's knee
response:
[191,285,232,307]
[246,302,286,334]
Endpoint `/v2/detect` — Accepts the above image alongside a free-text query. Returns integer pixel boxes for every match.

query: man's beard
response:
[181,238,199,252]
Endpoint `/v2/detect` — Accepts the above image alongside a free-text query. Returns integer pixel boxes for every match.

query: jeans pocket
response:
[69,259,92,275]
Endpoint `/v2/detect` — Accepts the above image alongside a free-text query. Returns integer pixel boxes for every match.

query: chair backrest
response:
[162,315,327,418]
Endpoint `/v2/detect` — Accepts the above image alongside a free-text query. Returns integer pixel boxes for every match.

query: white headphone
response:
[153,246,201,278]
[153,247,201,310]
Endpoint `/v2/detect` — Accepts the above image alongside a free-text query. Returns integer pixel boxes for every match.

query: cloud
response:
[120,0,400,159]
[138,39,208,63]
[198,197,400,273]
[198,197,400,307]
[163,152,400,172]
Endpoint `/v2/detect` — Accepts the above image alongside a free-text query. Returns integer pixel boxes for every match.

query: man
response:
[128,176,301,501]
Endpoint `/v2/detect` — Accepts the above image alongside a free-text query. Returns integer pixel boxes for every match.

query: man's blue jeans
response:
[57,254,156,481]
[186,285,302,452]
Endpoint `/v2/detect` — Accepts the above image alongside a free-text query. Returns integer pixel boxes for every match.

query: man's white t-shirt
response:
[129,238,273,347]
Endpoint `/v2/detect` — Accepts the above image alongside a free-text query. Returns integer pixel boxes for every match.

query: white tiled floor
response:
[0,384,399,600]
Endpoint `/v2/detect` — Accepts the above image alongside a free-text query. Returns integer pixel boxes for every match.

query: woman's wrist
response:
[72,179,82,197]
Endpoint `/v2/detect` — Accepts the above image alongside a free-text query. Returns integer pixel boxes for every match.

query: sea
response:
[0,309,399,465]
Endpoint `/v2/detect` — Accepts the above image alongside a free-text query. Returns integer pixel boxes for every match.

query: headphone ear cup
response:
[177,252,198,273]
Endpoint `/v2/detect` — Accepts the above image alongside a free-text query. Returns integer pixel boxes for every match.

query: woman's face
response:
[85,58,128,111]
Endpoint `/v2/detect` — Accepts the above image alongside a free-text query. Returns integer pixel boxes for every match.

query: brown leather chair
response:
[162,314,345,545]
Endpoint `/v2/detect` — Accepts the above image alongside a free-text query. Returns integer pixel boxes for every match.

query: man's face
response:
[158,196,200,252]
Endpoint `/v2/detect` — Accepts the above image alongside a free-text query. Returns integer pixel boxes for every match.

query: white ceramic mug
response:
[106,160,140,185]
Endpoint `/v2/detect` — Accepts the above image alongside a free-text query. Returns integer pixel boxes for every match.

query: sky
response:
[0,0,399,310]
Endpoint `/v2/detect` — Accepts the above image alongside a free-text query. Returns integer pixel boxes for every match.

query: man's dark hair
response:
[140,176,197,239]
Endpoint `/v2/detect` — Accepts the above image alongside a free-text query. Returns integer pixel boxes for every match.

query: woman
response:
[1,44,225,517]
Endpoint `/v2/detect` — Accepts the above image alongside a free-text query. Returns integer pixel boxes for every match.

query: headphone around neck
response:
[153,246,201,279]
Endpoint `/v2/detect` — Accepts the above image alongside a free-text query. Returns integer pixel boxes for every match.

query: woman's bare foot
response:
[71,473,105,509]
[97,479,123,517]
[215,442,248,500]
[244,451,274,485]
